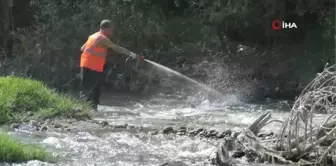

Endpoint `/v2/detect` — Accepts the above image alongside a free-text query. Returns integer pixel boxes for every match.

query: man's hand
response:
[129,53,145,62]
[129,52,138,59]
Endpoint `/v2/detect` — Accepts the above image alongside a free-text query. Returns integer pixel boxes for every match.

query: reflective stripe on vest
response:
[80,32,107,72]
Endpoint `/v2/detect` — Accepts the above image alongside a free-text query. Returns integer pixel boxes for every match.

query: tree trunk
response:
[0,0,13,60]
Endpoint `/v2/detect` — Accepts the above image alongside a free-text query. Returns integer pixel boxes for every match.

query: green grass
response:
[0,134,47,162]
[0,76,91,124]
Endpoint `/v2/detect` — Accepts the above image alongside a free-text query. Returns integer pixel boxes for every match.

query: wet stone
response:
[179,126,186,130]
[176,129,187,135]
[162,126,174,134]
[209,129,216,133]
[232,151,245,158]
[127,125,135,129]
[115,124,128,128]
[187,127,194,131]
[53,123,62,128]
[198,130,207,137]
[223,129,232,136]
[40,126,48,131]
[246,157,255,163]
[176,132,185,136]
[150,130,159,135]
[189,128,204,135]
[231,132,241,138]
[10,123,20,129]
[100,121,109,127]
[160,161,188,166]
[208,130,218,137]
[29,120,38,127]
[212,132,219,137]
[216,132,226,139]
[91,120,100,124]
[177,128,187,133]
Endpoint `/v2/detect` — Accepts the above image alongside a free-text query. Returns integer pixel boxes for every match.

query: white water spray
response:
[145,59,223,97]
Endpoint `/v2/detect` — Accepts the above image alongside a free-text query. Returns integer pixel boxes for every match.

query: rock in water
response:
[100,121,109,127]
[29,120,38,127]
[160,161,188,166]
[10,123,20,129]
[232,151,245,158]
[161,126,174,134]
[114,124,128,128]
[216,133,225,139]
[53,123,63,128]
[189,128,204,136]
[223,129,232,136]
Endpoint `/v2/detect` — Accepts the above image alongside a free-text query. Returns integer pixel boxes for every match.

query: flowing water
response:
[2,61,296,166]
[4,93,293,166]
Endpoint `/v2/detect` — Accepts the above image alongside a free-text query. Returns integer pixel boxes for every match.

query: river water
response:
[2,92,294,166]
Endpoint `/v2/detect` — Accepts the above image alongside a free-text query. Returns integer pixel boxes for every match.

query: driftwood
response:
[216,64,336,166]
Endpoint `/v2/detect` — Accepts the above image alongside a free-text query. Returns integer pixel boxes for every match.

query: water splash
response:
[145,59,223,98]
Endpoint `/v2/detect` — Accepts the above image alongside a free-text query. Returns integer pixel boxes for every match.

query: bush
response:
[0,76,90,124]
[0,134,47,162]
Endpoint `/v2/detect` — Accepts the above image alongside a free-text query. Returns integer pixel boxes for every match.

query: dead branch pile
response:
[216,64,336,166]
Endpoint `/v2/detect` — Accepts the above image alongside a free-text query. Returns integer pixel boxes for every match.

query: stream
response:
[2,92,294,166]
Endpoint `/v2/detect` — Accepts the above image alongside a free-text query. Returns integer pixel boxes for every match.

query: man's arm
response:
[80,43,86,52]
[98,37,136,58]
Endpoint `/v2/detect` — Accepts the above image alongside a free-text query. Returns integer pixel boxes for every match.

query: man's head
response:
[100,20,115,38]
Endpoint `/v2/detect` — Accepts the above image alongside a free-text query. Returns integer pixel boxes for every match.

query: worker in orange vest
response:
[79,19,141,111]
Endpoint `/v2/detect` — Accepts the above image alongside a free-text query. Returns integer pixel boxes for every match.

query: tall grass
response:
[0,76,91,124]
[0,134,47,162]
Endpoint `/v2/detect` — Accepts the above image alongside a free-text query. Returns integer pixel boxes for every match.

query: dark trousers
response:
[80,67,104,109]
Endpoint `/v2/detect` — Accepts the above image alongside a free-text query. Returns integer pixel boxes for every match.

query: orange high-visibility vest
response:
[80,32,107,72]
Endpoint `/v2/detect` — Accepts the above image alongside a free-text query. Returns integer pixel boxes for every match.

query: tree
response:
[0,0,14,60]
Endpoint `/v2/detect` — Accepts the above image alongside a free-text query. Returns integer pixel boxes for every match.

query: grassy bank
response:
[0,76,91,124]
[0,134,48,162]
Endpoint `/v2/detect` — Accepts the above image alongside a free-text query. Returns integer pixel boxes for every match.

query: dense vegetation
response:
[0,76,90,124]
[0,134,48,162]
[0,0,335,99]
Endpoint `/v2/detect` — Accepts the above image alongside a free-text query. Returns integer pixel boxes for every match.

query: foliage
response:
[0,76,90,124]
[0,0,334,98]
[0,134,48,162]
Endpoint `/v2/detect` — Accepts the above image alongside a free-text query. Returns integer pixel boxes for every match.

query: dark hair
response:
[100,20,114,29]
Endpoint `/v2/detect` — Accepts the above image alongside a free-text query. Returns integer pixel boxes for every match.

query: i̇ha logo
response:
[272,20,298,30]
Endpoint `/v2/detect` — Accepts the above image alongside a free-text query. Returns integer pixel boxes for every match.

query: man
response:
[79,19,141,111]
